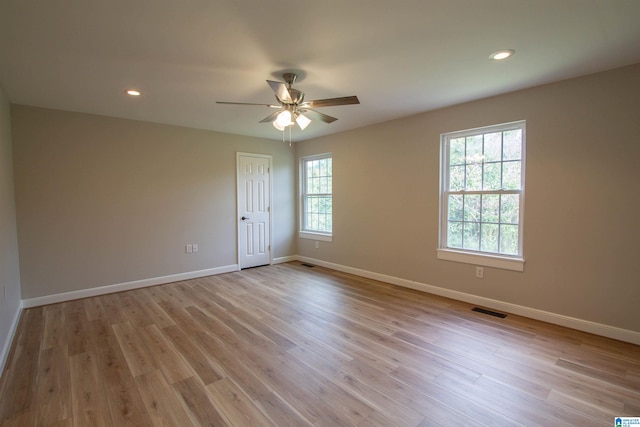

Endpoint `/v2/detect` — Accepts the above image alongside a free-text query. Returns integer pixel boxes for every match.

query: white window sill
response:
[437,249,524,272]
[299,231,333,242]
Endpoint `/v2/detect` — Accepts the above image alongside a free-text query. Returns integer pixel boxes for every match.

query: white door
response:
[237,153,272,269]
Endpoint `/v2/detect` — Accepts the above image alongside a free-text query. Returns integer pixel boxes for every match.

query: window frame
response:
[299,153,333,242]
[438,121,526,271]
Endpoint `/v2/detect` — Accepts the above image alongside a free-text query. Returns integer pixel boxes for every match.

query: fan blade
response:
[301,109,338,124]
[259,110,282,123]
[217,101,280,107]
[302,96,360,108]
[267,80,293,103]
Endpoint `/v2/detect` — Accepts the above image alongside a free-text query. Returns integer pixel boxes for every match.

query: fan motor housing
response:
[282,72,298,86]
[287,89,304,104]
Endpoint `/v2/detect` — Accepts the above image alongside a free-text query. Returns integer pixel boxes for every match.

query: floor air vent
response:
[301,263,315,268]
[472,307,507,318]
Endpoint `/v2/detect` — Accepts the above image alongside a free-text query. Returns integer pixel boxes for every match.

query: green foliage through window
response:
[302,155,332,234]
[441,122,525,257]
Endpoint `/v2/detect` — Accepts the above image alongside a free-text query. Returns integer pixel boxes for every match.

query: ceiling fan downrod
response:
[282,73,298,88]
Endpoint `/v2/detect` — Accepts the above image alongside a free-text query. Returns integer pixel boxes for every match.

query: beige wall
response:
[9,63,640,336]
[296,63,640,333]
[12,107,296,299]
[0,85,22,368]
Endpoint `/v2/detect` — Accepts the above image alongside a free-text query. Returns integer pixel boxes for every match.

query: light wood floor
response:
[1,262,639,426]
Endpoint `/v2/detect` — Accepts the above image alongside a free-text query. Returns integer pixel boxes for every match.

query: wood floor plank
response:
[138,324,193,384]
[42,304,66,350]
[86,319,153,426]
[0,308,43,422]
[34,346,71,426]
[96,293,129,324]
[83,296,108,322]
[158,282,198,308]
[435,371,590,427]
[133,290,176,329]
[226,306,297,349]
[188,327,274,402]
[254,391,315,427]
[118,292,161,328]
[192,311,372,425]
[288,343,425,426]
[0,411,35,427]
[206,377,275,426]
[1,261,639,426]
[547,389,613,425]
[172,376,230,427]
[495,344,639,408]
[154,297,203,332]
[357,410,417,427]
[64,300,92,356]
[111,321,159,378]
[162,325,224,386]
[392,328,550,398]
[134,369,194,426]
[390,365,520,426]
[268,354,375,426]
[261,310,355,362]
[293,318,400,374]
[341,358,478,426]
[69,352,113,426]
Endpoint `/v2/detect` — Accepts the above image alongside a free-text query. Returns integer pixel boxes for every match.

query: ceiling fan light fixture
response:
[218,72,360,139]
[295,113,311,130]
[275,110,292,127]
[490,49,515,60]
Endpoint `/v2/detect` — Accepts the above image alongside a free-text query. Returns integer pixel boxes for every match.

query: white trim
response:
[273,255,297,264]
[237,152,273,269]
[299,152,333,237]
[22,264,238,308]
[295,256,640,346]
[442,120,527,138]
[0,301,23,375]
[437,249,524,271]
[10,255,640,356]
[299,231,333,242]
[439,120,526,261]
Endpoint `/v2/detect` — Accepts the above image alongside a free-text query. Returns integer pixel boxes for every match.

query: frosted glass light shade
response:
[275,110,292,127]
[296,113,311,130]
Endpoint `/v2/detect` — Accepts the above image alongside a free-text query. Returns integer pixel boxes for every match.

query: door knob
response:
[241,216,250,220]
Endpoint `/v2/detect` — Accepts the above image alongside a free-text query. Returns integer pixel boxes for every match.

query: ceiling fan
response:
[217,72,360,131]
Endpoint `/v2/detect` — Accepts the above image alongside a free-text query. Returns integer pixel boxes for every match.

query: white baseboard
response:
[13,256,640,346]
[296,256,640,346]
[273,255,298,264]
[22,264,239,308]
[0,300,23,375]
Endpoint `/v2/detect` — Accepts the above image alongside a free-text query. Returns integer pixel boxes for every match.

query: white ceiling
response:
[2,0,640,142]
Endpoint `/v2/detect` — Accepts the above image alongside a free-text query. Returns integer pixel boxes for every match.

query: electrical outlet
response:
[192,244,198,253]
[475,266,484,279]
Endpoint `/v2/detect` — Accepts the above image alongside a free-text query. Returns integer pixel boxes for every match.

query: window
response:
[300,153,332,241]
[438,121,525,271]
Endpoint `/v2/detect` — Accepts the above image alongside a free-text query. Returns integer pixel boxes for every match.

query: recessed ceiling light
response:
[125,89,141,96]
[490,49,515,60]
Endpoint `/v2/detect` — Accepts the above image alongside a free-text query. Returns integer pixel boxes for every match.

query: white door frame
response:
[236,152,273,269]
